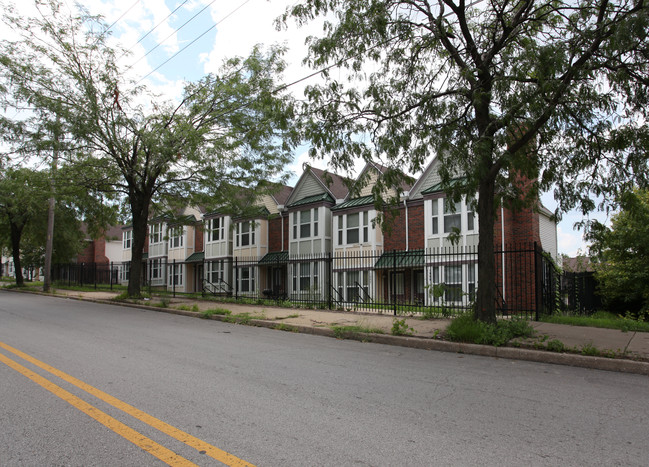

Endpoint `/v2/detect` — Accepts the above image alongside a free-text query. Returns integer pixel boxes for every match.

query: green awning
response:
[258,251,289,265]
[185,251,205,263]
[330,195,374,211]
[287,193,335,208]
[375,249,424,269]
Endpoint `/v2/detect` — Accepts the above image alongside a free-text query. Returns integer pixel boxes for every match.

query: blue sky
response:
[7,0,607,255]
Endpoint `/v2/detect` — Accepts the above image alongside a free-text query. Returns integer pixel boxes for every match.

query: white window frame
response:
[239,266,255,293]
[149,223,163,244]
[206,217,224,243]
[150,258,162,280]
[293,208,319,240]
[123,230,132,249]
[168,226,184,249]
[169,263,183,286]
[236,221,255,247]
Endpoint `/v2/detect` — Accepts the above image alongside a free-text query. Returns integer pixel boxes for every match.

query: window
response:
[338,211,370,245]
[206,218,223,243]
[467,264,476,301]
[208,260,225,284]
[150,259,162,280]
[300,210,311,238]
[149,223,163,244]
[169,263,183,286]
[236,222,255,247]
[346,213,359,244]
[444,265,463,302]
[168,226,184,249]
[121,262,130,281]
[123,230,132,249]
[300,262,311,290]
[444,199,462,233]
[240,267,255,292]
[293,208,319,239]
[432,200,439,235]
[346,271,359,302]
[466,198,476,231]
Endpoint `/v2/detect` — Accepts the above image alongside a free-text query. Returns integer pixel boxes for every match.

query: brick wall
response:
[383,201,424,251]
[269,216,283,252]
[194,222,204,253]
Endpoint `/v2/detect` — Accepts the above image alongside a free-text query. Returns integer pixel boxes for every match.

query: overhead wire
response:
[135,0,253,84]
[126,0,220,72]
[125,0,191,53]
[104,0,141,35]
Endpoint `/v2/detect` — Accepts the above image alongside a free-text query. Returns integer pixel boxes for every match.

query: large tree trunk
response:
[127,193,151,297]
[9,221,24,287]
[475,175,497,324]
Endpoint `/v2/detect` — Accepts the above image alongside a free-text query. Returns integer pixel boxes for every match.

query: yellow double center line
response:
[0,341,254,467]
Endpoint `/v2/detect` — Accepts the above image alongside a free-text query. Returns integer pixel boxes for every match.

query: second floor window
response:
[123,230,132,249]
[338,212,369,245]
[206,217,224,243]
[149,223,163,244]
[431,197,477,236]
[293,208,319,239]
[169,226,184,249]
[236,222,255,247]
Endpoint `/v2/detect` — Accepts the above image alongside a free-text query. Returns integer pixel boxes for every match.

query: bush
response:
[446,313,534,347]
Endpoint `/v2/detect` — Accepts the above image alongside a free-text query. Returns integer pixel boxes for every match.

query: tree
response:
[1,0,299,296]
[588,190,649,315]
[281,0,649,322]
[0,168,50,286]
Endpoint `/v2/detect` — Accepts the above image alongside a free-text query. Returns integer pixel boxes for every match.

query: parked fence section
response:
[53,242,567,319]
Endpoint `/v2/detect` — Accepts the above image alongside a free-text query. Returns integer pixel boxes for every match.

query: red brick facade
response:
[269,214,289,252]
[383,201,425,250]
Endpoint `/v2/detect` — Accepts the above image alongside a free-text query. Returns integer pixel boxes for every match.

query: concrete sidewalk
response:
[42,289,649,375]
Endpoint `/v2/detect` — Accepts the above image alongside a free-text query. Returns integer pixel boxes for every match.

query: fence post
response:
[392,250,397,316]
[94,263,97,290]
[173,259,176,298]
[534,242,541,321]
[235,257,238,300]
[328,253,332,310]
[80,263,84,288]
[110,262,113,290]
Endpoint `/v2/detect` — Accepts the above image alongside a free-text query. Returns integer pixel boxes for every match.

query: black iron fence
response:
[51,262,119,289]
[562,271,602,314]
[53,242,566,319]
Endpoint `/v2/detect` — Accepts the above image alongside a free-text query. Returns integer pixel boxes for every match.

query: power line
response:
[135,0,252,84]
[126,0,190,52]
[104,0,141,34]
[127,0,219,72]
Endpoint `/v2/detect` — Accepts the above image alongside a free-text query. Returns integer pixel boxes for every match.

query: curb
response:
[5,289,649,376]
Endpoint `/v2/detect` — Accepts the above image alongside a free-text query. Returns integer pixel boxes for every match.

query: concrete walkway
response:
[28,289,649,375]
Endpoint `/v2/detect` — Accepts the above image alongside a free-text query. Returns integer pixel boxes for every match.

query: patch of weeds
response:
[331,325,384,339]
[221,312,266,325]
[391,318,414,336]
[580,342,601,356]
[176,304,192,311]
[546,339,565,353]
[274,323,299,332]
[199,308,231,319]
[446,313,535,347]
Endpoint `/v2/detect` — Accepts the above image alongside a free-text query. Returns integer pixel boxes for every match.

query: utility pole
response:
[43,122,59,293]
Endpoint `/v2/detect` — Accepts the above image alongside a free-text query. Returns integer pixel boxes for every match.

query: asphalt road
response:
[1,290,648,466]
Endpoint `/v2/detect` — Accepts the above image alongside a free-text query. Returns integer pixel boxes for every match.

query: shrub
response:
[446,313,534,347]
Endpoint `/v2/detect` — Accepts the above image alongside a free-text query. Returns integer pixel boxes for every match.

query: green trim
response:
[375,249,425,268]
[185,251,205,263]
[421,177,466,195]
[330,195,374,211]
[287,193,335,208]
[258,251,289,265]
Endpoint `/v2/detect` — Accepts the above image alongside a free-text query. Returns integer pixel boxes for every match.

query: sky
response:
[3,0,608,256]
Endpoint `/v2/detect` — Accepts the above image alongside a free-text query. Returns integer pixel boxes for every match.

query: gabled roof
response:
[271,184,294,206]
[285,164,350,208]
[308,166,350,199]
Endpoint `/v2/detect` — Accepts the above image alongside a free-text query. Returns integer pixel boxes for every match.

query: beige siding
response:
[539,213,558,260]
